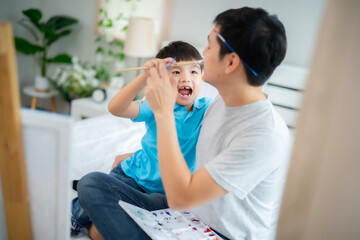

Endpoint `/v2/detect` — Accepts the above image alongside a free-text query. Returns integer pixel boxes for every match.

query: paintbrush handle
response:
[115,60,203,73]
[116,66,149,72]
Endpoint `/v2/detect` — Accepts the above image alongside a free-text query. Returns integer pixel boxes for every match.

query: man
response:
[78,7,289,240]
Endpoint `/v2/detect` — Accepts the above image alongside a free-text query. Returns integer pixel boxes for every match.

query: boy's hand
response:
[145,62,178,116]
[111,152,134,170]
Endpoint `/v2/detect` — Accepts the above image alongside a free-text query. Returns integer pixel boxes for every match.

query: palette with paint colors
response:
[119,200,223,240]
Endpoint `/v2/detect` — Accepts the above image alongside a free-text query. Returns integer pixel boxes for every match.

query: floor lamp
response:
[124,17,157,98]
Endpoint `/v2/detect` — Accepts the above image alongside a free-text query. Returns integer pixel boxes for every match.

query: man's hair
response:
[214,7,287,86]
[156,41,202,65]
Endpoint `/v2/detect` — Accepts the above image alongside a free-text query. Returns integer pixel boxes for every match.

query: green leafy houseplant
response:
[93,0,142,84]
[14,8,78,82]
[93,2,126,84]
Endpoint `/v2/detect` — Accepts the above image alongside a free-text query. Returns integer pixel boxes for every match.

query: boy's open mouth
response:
[178,86,193,97]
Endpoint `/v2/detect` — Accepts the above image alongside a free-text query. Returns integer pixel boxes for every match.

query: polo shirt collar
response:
[174,98,207,111]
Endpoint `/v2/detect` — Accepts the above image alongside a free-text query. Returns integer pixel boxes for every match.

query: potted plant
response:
[52,57,101,102]
[14,8,78,91]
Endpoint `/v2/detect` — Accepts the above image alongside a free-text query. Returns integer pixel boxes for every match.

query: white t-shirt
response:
[191,95,291,240]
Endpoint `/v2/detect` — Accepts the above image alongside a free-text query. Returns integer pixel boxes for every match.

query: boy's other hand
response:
[111,152,134,170]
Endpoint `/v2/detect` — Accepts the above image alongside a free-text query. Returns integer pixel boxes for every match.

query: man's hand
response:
[111,152,134,170]
[145,62,178,116]
[143,57,173,79]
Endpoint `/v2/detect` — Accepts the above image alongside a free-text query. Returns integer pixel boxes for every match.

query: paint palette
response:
[119,200,223,240]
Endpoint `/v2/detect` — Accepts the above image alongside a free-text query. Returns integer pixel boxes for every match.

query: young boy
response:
[70,41,212,235]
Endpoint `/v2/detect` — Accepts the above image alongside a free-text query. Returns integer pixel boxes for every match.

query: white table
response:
[70,97,110,120]
[23,86,58,112]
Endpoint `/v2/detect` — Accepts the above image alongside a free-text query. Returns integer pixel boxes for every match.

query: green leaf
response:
[96,47,104,54]
[118,53,125,61]
[94,36,102,42]
[99,8,104,14]
[47,16,78,31]
[14,37,44,55]
[105,19,113,28]
[47,54,72,63]
[98,20,104,27]
[22,9,42,23]
[117,41,124,49]
[41,22,56,34]
[121,26,127,32]
[46,29,71,46]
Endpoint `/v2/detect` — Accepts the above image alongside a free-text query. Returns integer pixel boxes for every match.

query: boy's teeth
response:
[178,86,192,96]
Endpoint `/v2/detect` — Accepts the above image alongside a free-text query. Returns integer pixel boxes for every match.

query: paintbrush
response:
[115,59,204,73]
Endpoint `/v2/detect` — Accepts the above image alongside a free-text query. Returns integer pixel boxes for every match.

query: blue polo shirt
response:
[121,97,212,194]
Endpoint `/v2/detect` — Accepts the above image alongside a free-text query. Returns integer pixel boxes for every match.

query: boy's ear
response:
[225,53,241,74]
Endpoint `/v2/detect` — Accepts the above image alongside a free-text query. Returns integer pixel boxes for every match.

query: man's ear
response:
[225,52,241,74]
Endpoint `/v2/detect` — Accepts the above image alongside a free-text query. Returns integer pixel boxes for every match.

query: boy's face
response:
[168,62,202,111]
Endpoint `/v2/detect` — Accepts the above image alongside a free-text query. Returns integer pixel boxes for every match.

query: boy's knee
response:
[77,172,106,198]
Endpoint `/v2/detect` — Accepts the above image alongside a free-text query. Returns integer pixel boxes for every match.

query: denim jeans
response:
[77,168,168,239]
[71,165,148,230]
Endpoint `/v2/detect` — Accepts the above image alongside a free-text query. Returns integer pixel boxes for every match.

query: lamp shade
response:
[124,17,157,58]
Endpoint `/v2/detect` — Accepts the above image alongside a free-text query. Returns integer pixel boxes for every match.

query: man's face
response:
[202,25,223,85]
[168,63,202,111]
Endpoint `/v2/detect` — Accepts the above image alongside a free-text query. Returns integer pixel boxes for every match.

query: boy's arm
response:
[108,72,147,119]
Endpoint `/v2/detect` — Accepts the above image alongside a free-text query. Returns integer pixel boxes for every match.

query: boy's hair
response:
[156,41,202,68]
[214,7,287,86]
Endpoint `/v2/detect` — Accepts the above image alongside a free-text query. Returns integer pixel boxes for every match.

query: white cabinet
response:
[70,98,110,120]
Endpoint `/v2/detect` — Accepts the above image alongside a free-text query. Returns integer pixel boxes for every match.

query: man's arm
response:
[155,113,227,210]
[145,63,227,210]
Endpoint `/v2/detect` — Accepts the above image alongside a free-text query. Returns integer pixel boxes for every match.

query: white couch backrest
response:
[264,64,309,133]
[21,108,73,240]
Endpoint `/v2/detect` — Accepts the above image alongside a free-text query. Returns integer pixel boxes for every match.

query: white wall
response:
[169,0,326,67]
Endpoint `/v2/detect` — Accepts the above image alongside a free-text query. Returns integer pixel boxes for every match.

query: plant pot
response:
[35,75,50,92]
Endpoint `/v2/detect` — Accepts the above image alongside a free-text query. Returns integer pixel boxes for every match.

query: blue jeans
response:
[71,165,148,230]
[76,167,168,239]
